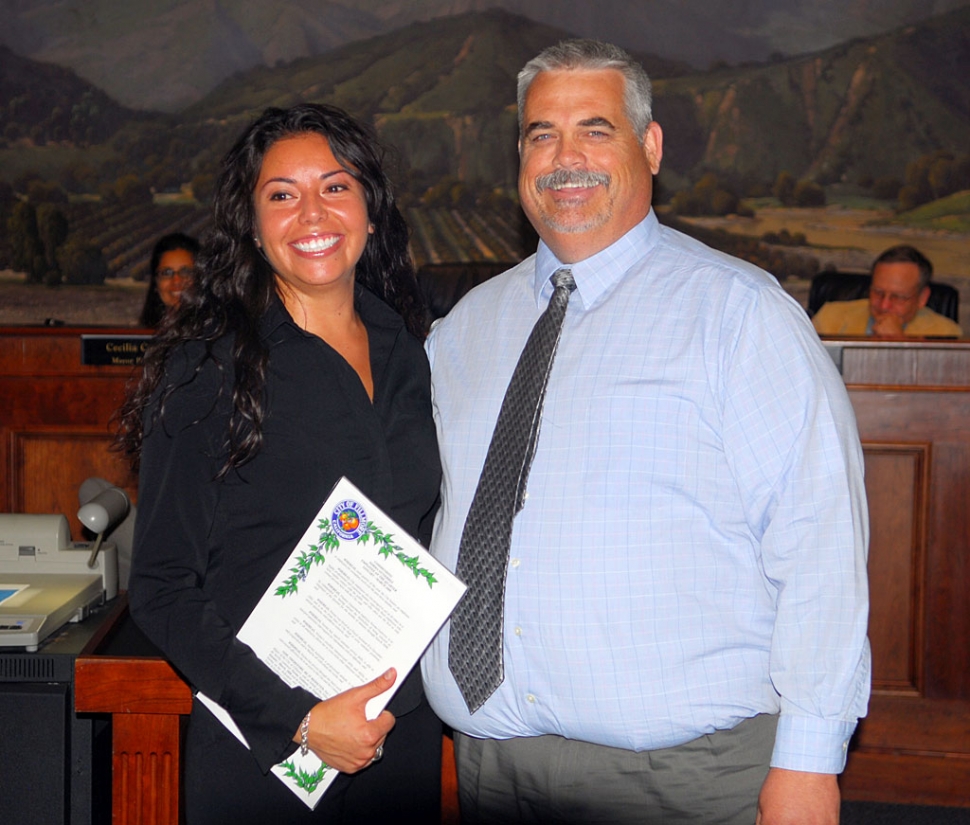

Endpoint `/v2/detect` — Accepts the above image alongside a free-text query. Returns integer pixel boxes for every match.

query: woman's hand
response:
[294,668,397,773]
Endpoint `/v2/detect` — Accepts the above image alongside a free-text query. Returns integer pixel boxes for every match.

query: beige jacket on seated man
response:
[812,244,962,338]
[812,298,962,337]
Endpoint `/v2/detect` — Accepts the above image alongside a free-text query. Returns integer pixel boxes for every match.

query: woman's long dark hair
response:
[139,232,200,327]
[117,103,425,475]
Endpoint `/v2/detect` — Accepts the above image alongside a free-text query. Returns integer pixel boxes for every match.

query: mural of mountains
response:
[1,7,968,196]
[353,0,970,71]
[0,45,141,146]
[2,0,968,112]
[0,0,383,112]
[179,7,970,190]
[654,5,970,185]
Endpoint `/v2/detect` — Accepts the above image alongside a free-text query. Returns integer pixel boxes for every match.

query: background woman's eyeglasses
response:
[156,267,196,279]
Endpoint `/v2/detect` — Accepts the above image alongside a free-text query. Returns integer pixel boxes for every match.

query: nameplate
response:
[81,334,153,366]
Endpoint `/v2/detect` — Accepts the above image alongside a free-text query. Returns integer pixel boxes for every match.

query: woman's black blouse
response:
[129,290,441,773]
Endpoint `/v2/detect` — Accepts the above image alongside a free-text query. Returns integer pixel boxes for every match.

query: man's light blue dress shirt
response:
[422,211,870,774]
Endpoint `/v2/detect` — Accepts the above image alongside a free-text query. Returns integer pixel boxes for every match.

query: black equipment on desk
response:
[0,603,116,825]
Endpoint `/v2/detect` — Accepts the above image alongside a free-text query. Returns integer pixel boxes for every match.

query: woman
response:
[139,232,200,326]
[117,104,441,823]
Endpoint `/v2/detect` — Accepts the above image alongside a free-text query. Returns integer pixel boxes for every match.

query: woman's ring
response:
[371,745,384,763]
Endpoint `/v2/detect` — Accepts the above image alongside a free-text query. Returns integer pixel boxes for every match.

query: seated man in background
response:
[812,245,962,338]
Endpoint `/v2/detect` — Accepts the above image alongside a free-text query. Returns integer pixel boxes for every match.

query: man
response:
[812,245,962,338]
[422,39,870,825]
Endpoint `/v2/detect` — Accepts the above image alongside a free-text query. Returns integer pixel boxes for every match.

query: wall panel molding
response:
[861,443,928,696]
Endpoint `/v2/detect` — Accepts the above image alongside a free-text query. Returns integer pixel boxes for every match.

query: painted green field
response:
[681,203,970,281]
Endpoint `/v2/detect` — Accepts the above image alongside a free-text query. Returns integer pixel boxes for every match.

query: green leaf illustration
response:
[280,759,332,794]
[276,508,439,596]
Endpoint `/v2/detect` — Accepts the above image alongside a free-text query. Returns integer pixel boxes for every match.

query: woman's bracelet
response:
[299,710,311,757]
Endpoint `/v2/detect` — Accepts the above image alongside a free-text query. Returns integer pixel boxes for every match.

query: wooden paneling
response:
[74,656,193,716]
[72,597,190,825]
[863,446,926,695]
[836,340,970,388]
[840,751,970,807]
[833,339,970,807]
[926,444,970,697]
[12,429,136,524]
[75,640,189,825]
[114,713,181,825]
[0,327,138,538]
[849,390,970,703]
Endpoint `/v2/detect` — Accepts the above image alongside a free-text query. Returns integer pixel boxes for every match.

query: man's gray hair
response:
[517,39,654,140]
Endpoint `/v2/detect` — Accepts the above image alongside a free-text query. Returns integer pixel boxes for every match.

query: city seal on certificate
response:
[331,499,368,540]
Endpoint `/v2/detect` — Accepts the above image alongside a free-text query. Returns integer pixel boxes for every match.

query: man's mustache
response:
[535,169,610,192]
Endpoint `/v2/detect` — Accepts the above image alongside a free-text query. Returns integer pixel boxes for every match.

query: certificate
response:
[198,476,465,808]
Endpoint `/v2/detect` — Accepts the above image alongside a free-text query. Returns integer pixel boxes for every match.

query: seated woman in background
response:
[117,103,441,824]
[139,232,200,326]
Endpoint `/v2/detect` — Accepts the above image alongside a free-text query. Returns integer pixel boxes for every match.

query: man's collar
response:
[533,210,661,308]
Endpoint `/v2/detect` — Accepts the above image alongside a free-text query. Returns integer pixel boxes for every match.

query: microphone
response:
[77,486,131,568]
[78,486,130,533]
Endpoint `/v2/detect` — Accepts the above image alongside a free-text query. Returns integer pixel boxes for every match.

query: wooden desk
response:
[74,597,191,825]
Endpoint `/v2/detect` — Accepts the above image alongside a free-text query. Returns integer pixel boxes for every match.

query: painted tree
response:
[59,238,108,285]
[37,204,70,286]
[7,201,45,283]
[772,171,796,207]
